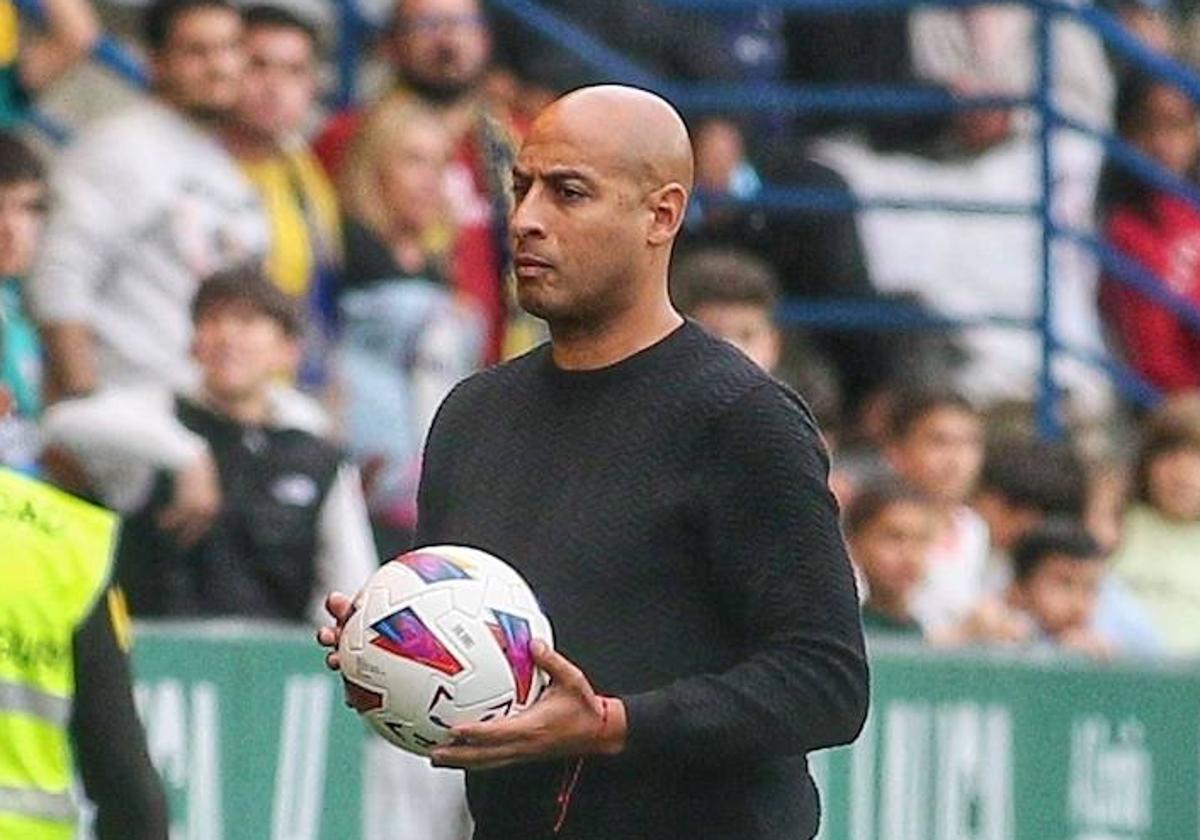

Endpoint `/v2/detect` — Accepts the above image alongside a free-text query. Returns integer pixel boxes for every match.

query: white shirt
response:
[30,99,269,391]
[911,505,991,633]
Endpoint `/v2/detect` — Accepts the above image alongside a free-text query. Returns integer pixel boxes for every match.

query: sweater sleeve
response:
[1104,211,1200,391]
[620,381,869,763]
[71,590,169,840]
[311,463,379,624]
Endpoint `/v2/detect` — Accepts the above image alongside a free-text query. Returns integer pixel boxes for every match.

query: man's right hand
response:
[316,591,356,671]
[158,451,221,547]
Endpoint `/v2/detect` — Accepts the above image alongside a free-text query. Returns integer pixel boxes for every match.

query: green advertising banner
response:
[130,626,1200,840]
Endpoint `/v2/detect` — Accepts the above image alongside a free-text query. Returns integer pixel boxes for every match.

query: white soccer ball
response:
[338,545,554,756]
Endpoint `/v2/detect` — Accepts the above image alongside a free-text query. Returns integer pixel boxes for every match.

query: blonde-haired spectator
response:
[336,97,485,560]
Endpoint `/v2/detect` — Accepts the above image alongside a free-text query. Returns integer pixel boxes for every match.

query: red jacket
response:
[1102,192,1200,392]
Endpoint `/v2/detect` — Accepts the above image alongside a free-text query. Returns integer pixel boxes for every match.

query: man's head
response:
[386,0,490,104]
[974,436,1086,552]
[0,132,47,279]
[235,5,320,142]
[191,264,301,402]
[511,85,693,333]
[885,388,984,508]
[845,479,936,610]
[1010,519,1104,639]
[1135,412,1200,523]
[670,248,780,371]
[145,0,244,122]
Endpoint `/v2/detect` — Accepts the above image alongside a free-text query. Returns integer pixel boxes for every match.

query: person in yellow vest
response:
[223,4,341,394]
[0,466,167,839]
[0,0,98,127]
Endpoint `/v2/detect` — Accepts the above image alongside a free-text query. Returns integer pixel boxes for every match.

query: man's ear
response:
[277,337,302,378]
[646,182,689,247]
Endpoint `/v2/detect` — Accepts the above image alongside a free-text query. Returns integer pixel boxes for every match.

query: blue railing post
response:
[336,0,365,111]
[1035,0,1063,440]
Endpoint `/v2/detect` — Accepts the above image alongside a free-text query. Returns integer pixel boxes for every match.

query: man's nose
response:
[511,191,546,240]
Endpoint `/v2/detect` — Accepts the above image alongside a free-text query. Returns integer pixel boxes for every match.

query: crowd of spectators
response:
[3,0,1200,835]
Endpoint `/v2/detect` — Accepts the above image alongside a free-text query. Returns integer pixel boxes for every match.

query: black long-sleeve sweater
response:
[415,320,869,840]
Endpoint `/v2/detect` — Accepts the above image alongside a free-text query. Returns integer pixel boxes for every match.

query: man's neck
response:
[550,297,683,371]
[223,123,281,162]
[200,385,272,426]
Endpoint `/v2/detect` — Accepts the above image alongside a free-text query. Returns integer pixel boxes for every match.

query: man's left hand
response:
[430,641,627,770]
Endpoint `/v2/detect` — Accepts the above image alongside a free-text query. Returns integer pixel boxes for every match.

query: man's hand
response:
[316,591,356,671]
[157,451,221,547]
[430,642,627,770]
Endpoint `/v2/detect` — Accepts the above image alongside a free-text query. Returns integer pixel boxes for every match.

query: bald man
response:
[320,85,868,839]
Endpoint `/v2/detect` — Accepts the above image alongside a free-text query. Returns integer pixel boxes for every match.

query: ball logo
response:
[398,551,474,583]
[370,608,464,676]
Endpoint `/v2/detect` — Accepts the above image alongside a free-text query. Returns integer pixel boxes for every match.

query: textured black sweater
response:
[415,321,869,840]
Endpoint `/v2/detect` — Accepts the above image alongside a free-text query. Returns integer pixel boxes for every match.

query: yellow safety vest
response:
[0,468,117,840]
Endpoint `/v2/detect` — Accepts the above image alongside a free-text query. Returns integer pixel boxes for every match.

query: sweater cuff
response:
[619,689,676,757]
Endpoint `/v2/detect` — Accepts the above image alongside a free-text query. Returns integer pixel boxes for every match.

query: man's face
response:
[889,407,984,507]
[0,180,46,277]
[155,7,245,121]
[192,302,296,401]
[509,121,649,328]
[379,120,450,234]
[850,500,935,606]
[1014,554,1102,638]
[237,25,317,141]
[691,301,780,372]
[973,491,1043,552]
[390,0,489,102]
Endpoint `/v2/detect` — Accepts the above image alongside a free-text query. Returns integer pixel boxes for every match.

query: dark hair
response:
[1011,518,1103,582]
[0,131,45,187]
[979,435,1086,517]
[242,4,320,47]
[670,248,779,316]
[843,478,930,537]
[144,0,237,52]
[1097,72,1196,222]
[191,264,302,337]
[887,386,978,441]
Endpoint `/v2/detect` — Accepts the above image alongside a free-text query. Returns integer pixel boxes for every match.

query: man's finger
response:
[430,742,523,770]
[532,642,590,695]
[325,591,354,624]
[316,626,338,647]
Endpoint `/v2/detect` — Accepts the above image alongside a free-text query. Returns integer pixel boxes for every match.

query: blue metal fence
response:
[16,0,1200,435]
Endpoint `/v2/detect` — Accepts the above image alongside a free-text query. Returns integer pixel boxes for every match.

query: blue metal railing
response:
[17,0,1200,435]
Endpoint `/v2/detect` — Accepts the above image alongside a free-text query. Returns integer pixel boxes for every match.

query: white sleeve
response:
[40,388,208,511]
[309,463,378,625]
[28,120,147,325]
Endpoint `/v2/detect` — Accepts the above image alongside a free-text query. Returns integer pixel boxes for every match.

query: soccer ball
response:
[337,545,554,756]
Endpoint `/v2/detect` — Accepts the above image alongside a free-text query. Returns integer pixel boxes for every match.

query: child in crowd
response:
[1109,399,1200,655]
[844,479,937,638]
[669,246,782,373]
[42,266,376,622]
[885,387,989,634]
[0,131,46,471]
[1008,520,1112,660]
[1098,73,1200,393]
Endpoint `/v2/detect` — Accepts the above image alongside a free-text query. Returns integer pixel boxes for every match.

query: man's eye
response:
[559,185,585,200]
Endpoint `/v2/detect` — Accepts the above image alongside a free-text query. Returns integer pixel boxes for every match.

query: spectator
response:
[885,387,989,633]
[225,3,340,393]
[0,0,98,126]
[972,433,1162,655]
[676,118,897,423]
[845,479,936,638]
[1108,399,1200,655]
[41,265,375,623]
[1008,519,1112,660]
[0,131,45,471]
[337,98,486,558]
[1098,74,1200,394]
[316,0,517,361]
[30,0,268,400]
[670,246,782,373]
